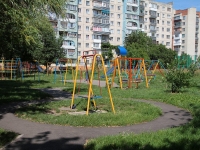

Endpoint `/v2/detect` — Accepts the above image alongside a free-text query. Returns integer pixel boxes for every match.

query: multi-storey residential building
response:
[55,1,78,63]
[109,0,123,46]
[141,0,173,49]
[123,0,140,43]
[78,0,111,63]
[173,8,200,59]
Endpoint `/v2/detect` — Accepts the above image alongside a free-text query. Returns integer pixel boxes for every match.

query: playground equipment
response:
[0,58,23,80]
[145,60,166,82]
[71,50,115,115]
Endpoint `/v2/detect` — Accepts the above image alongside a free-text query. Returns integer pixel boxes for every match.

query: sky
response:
[155,0,200,11]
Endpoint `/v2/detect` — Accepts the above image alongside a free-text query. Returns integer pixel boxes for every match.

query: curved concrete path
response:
[0,86,192,150]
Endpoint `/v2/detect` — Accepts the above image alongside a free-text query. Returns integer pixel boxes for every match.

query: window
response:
[86,18,89,23]
[183,16,186,20]
[78,8,81,13]
[67,4,77,11]
[93,43,100,48]
[117,22,120,26]
[182,28,185,31]
[111,13,114,18]
[157,20,159,24]
[110,29,114,33]
[162,14,165,18]
[182,40,185,43]
[182,46,185,49]
[162,6,165,10]
[167,7,171,12]
[162,21,164,25]
[157,13,159,17]
[167,21,170,26]
[118,6,121,10]
[145,11,147,15]
[182,34,185,38]
[117,29,120,34]
[156,34,159,37]
[117,37,120,41]
[162,34,164,38]
[86,43,89,48]
[167,14,171,18]
[166,42,170,46]
[110,37,113,41]
[86,1,90,6]
[78,43,81,48]
[162,27,164,31]
[78,34,81,38]
[111,5,114,9]
[167,35,170,39]
[78,25,81,30]
[78,51,81,56]
[86,35,89,40]
[78,0,82,4]
[167,28,170,32]
[157,27,159,31]
[183,22,185,25]
[110,21,114,26]
[86,26,89,31]
[86,9,89,14]
[78,17,81,22]
[117,14,120,18]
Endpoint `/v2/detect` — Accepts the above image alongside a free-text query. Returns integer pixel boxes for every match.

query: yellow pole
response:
[148,62,158,82]
[70,56,81,108]
[142,59,148,88]
[99,54,115,114]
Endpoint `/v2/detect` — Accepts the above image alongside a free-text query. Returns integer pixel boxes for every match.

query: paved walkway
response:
[0,81,193,150]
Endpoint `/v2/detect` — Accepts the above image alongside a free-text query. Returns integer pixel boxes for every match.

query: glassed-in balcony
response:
[174,34,182,40]
[66,13,76,23]
[150,20,156,26]
[101,36,110,43]
[174,40,182,46]
[149,3,158,11]
[126,14,139,20]
[126,5,138,13]
[93,1,110,10]
[93,9,110,18]
[149,11,157,18]
[151,36,156,41]
[126,21,138,30]
[174,22,182,28]
[150,26,156,32]
[93,43,101,49]
[139,17,144,23]
[174,15,182,21]
[92,26,110,35]
[139,10,144,16]
[127,0,138,7]
[62,40,75,49]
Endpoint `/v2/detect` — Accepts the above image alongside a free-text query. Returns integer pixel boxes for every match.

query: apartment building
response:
[109,0,123,46]
[141,0,173,48]
[53,1,78,63]
[173,8,200,58]
[78,0,111,63]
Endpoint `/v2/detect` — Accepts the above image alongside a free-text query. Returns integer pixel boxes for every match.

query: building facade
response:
[173,8,200,58]
[141,0,173,48]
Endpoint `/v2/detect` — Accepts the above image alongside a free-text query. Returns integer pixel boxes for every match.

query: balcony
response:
[93,39,101,43]
[101,39,109,43]
[174,23,182,28]
[139,11,144,16]
[174,41,182,46]
[151,36,156,41]
[174,15,182,21]
[174,34,182,40]
[93,1,110,11]
[139,19,144,23]
[149,7,157,11]
[150,22,156,26]
[127,2,138,7]
[62,40,76,49]
[174,48,181,52]
[149,11,157,18]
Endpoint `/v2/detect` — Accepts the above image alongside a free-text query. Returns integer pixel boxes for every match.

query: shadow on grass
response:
[0,80,52,104]
[0,130,18,148]
[4,131,83,150]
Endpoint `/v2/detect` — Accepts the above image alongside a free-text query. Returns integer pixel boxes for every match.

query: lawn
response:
[1,71,200,149]
[0,128,18,148]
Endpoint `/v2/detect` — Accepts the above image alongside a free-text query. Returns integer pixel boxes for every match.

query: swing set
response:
[71,50,115,115]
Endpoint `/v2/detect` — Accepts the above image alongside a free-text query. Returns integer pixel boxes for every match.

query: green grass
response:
[2,71,200,149]
[0,128,18,148]
[15,99,161,126]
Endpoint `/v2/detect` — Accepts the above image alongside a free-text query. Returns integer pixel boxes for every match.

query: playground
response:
[0,48,199,150]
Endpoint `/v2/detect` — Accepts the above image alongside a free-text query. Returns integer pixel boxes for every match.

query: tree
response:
[0,0,66,60]
[123,31,176,66]
[101,43,117,60]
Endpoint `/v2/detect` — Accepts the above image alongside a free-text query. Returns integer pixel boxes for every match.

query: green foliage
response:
[165,59,193,93]
[0,0,66,60]
[101,43,117,60]
[0,128,18,148]
[124,31,176,66]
